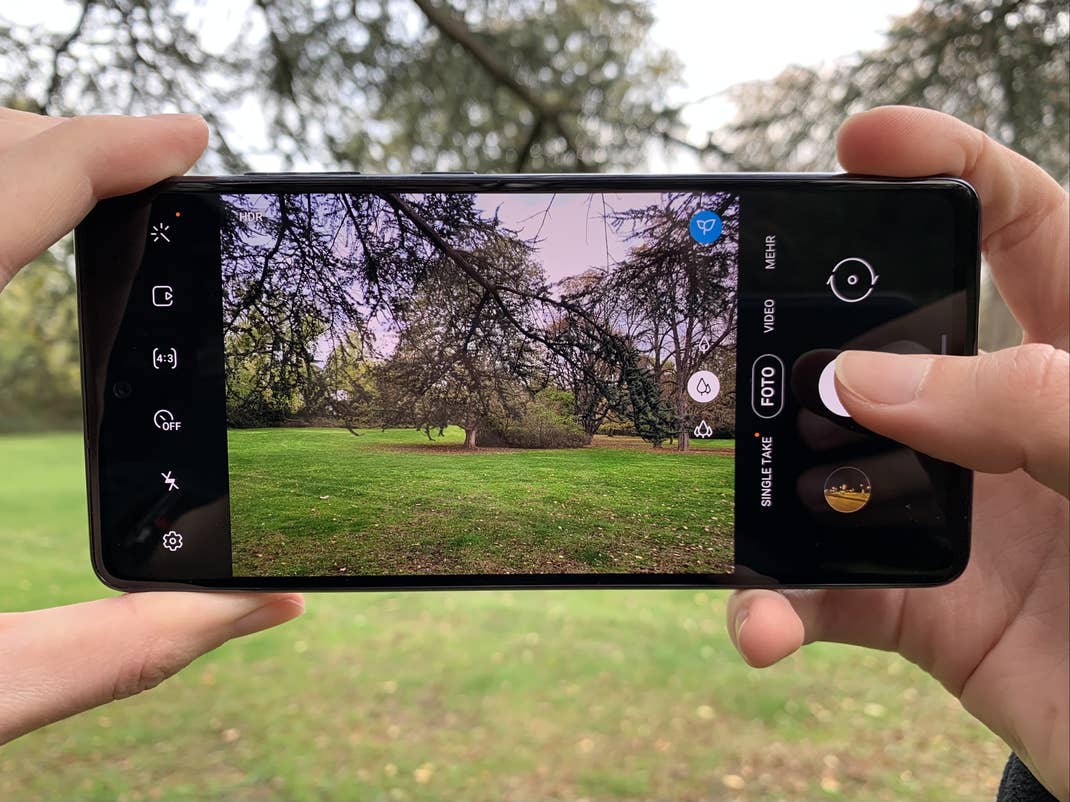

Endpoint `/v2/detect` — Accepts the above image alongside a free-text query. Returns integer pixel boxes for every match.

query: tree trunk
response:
[677,394,690,452]
[463,426,478,449]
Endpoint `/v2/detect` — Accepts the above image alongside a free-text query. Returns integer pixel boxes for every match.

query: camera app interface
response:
[220,192,740,576]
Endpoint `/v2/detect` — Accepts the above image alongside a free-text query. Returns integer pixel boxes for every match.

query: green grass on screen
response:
[228,427,735,576]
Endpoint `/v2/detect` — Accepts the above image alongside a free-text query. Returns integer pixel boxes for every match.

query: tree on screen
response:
[218,188,696,447]
[607,193,739,451]
[542,271,619,438]
[220,190,521,426]
[363,193,683,448]
[376,237,545,448]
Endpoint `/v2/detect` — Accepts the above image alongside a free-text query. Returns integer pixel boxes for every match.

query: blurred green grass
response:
[1,433,1005,800]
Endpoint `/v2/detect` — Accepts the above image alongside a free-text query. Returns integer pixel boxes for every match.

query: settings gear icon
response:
[162,530,184,552]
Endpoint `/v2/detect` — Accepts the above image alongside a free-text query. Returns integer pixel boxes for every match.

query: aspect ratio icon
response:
[153,409,182,432]
[152,285,174,307]
[152,347,178,370]
[827,257,878,303]
[686,370,720,404]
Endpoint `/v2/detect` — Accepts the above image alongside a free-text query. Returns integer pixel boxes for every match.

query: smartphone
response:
[75,173,979,591]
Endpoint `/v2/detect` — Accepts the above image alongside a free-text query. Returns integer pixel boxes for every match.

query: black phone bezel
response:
[76,172,980,592]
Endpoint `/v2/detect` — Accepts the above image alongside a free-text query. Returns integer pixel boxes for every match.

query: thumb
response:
[0,113,208,291]
[835,346,1070,496]
[0,592,303,744]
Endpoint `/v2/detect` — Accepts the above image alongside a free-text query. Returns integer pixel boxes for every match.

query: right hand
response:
[726,107,1069,800]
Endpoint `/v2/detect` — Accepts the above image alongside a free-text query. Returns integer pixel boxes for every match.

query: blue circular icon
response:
[689,210,723,244]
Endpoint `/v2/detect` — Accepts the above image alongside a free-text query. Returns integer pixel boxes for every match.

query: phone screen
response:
[77,176,978,588]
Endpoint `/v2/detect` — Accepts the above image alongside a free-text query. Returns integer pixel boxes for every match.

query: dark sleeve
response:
[998,753,1059,802]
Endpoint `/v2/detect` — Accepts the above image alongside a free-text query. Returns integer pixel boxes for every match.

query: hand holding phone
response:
[0,109,304,747]
[727,106,1069,801]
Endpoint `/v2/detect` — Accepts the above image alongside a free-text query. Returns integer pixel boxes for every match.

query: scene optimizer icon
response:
[150,222,171,243]
[689,210,723,245]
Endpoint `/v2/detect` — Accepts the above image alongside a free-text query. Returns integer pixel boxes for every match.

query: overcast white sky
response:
[648,0,917,169]
[11,0,919,170]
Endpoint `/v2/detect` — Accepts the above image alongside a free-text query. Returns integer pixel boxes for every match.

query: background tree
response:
[0,0,680,172]
[314,334,380,434]
[0,247,80,433]
[690,0,1069,350]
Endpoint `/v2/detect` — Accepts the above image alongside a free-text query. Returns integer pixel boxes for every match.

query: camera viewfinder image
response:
[221,192,738,576]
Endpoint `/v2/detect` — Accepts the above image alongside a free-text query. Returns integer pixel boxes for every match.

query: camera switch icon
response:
[827,257,879,303]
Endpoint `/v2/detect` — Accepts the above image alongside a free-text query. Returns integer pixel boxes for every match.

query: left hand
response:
[0,108,305,745]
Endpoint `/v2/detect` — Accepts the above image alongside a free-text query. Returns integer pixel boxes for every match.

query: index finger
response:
[0,113,208,291]
[838,106,1069,349]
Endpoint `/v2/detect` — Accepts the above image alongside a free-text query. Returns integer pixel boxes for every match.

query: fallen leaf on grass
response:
[413,764,434,784]
[722,773,745,789]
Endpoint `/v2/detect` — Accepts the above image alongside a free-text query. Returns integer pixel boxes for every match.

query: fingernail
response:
[835,351,933,406]
[230,595,305,638]
[734,608,749,644]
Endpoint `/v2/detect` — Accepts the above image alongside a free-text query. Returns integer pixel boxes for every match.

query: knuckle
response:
[108,596,194,702]
[1000,343,1069,400]
[55,115,92,139]
[111,637,191,701]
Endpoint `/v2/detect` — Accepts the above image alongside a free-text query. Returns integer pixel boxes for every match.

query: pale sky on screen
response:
[12,0,918,171]
[478,192,664,283]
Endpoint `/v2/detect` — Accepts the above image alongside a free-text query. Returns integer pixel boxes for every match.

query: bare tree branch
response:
[43,0,94,113]
[514,116,544,172]
[410,0,589,170]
